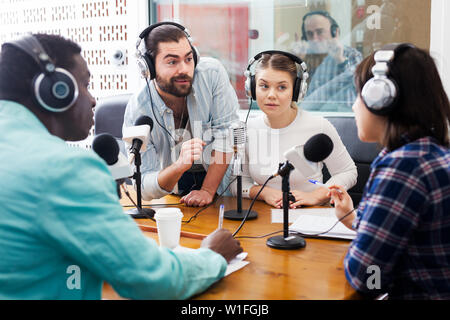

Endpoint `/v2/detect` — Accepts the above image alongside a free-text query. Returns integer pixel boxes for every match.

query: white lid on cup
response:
[154,208,183,221]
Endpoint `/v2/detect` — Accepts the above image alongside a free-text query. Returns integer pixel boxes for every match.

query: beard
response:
[155,74,193,97]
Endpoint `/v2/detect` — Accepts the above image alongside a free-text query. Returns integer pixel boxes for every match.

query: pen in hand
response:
[308,179,343,193]
[218,204,224,229]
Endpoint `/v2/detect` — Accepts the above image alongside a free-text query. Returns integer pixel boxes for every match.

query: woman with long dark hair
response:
[330,44,450,299]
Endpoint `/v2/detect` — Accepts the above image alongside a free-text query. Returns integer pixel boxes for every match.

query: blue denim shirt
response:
[123,57,239,200]
[301,46,362,112]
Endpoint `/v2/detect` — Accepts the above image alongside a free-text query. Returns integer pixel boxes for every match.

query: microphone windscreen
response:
[135,115,153,131]
[92,133,120,165]
[303,133,334,162]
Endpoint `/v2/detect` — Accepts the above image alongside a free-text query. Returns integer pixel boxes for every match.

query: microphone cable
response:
[121,183,155,221]
[234,208,356,239]
[145,77,177,143]
[244,97,253,124]
[182,176,237,224]
[232,174,275,237]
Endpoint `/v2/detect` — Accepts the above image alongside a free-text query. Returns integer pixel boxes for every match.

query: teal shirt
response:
[0,100,227,300]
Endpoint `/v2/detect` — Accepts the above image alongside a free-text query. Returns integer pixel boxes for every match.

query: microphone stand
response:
[266,161,305,250]
[126,147,155,219]
[224,150,257,221]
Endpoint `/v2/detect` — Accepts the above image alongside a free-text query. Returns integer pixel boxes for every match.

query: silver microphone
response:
[230,121,247,176]
[225,120,258,221]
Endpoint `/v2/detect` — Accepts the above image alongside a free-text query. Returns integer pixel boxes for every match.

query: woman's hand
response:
[327,185,355,229]
[283,188,330,208]
[260,187,283,208]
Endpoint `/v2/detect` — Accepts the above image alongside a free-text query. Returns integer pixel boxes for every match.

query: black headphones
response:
[301,10,339,41]
[5,34,78,112]
[361,43,415,115]
[135,21,200,80]
[244,50,309,102]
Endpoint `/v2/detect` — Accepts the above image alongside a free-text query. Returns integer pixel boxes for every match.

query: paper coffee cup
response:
[154,208,183,249]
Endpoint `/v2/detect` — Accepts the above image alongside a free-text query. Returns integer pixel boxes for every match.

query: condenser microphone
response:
[283,133,334,178]
[224,121,258,221]
[231,121,246,175]
[92,133,133,182]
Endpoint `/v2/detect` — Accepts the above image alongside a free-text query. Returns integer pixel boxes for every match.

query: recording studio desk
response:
[103,195,360,300]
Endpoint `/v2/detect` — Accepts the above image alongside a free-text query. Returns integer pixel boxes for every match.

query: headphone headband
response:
[247,50,307,72]
[244,50,309,102]
[135,21,199,79]
[301,10,339,40]
[139,21,191,40]
[8,34,55,74]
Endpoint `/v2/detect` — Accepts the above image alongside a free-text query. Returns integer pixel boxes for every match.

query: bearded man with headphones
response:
[0,33,242,299]
[291,10,362,112]
[123,22,239,207]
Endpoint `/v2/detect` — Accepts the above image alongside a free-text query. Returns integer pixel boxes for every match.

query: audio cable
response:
[234,208,356,239]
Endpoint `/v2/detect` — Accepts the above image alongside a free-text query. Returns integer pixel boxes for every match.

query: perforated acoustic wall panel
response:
[0,0,148,148]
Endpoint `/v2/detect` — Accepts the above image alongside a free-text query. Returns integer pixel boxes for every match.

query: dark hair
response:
[0,33,81,102]
[354,46,450,149]
[144,24,188,60]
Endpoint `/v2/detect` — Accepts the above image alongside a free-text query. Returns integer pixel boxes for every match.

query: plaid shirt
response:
[345,136,450,299]
[300,46,362,112]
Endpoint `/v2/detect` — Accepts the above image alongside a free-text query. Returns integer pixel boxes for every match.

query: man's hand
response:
[327,38,345,64]
[201,229,243,263]
[291,37,309,59]
[175,138,206,172]
[180,188,214,207]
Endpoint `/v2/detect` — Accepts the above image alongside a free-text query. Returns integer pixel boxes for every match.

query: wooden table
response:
[103,193,360,300]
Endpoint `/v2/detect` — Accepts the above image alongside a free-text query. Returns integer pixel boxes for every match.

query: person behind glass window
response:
[233,52,357,208]
[329,44,450,299]
[291,10,362,112]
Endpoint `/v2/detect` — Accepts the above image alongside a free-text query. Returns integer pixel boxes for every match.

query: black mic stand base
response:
[126,207,156,219]
[266,234,306,250]
[224,209,258,221]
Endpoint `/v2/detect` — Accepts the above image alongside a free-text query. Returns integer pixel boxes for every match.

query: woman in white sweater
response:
[234,51,357,208]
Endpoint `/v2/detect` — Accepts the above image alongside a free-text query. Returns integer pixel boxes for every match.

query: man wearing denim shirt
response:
[124,23,239,206]
[291,11,362,112]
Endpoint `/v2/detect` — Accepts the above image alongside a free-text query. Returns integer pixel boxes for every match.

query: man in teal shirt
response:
[0,33,242,300]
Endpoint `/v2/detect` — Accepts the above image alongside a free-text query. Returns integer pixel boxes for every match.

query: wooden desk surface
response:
[104,193,359,300]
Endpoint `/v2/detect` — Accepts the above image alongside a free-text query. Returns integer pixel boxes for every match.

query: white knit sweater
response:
[232,109,357,198]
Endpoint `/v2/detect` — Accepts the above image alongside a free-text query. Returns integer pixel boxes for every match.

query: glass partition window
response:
[152,0,431,113]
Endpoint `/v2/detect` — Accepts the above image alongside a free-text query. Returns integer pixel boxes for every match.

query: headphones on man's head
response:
[361,43,415,115]
[135,21,200,80]
[5,34,78,113]
[301,10,339,41]
[244,50,309,102]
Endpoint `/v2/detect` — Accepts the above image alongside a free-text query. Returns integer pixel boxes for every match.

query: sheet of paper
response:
[271,207,336,224]
[173,246,249,276]
[288,209,356,240]
[225,252,249,276]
